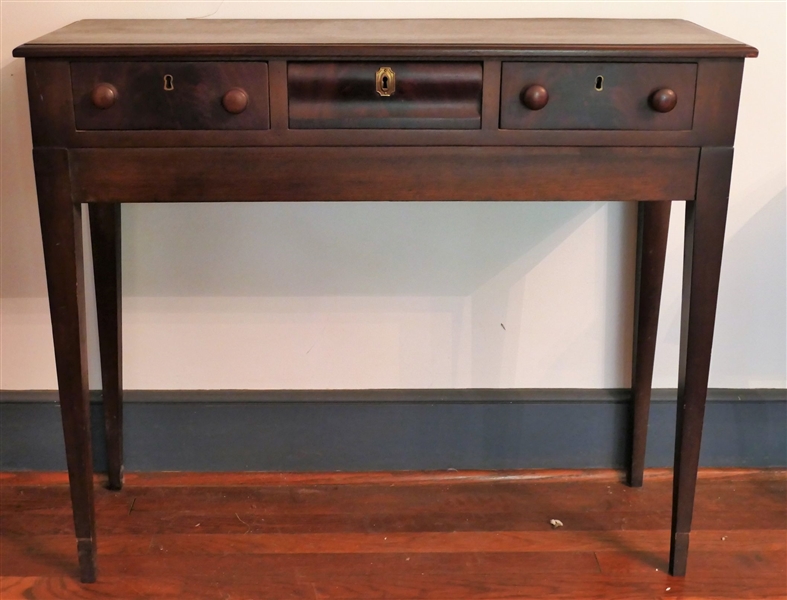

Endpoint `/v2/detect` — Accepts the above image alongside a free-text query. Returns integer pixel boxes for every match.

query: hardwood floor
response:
[1,469,784,599]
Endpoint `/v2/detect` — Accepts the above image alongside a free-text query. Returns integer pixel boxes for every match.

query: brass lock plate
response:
[376,66,395,97]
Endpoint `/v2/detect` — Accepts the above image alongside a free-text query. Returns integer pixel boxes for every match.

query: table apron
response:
[67,146,699,203]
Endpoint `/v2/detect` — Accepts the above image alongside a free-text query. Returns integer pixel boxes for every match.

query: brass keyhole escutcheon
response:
[376,66,395,97]
[595,76,604,91]
[163,74,174,91]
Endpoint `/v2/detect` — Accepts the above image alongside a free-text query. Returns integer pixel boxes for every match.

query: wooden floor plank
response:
[595,549,787,576]
[1,508,778,536]
[2,468,782,488]
[1,469,785,600]
[1,528,783,560]
[0,576,184,599]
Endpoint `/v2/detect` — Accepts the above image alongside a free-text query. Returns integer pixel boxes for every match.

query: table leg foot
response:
[106,468,124,492]
[669,531,690,576]
[77,538,97,583]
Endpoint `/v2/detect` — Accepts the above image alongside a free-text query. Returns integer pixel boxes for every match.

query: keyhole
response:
[595,76,604,91]
[375,66,395,97]
[163,74,174,91]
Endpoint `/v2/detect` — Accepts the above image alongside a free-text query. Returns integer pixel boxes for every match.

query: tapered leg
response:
[89,204,124,491]
[34,148,97,583]
[669,147,733,576]
[628,201,672,487]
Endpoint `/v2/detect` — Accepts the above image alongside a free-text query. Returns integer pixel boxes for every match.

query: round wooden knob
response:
[222,88,249,114]
[521,85,549,111]
[650,88,678,113]
[90,83,117,109]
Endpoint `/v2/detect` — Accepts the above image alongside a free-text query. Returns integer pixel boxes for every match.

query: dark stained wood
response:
[23,60,74,147]
[693,59,746,147]
[670,147,735,577]
[88,204,123,491]
[69,147,699,203]
[1,470,784,599]
[268,60,289,131]
[71,62,269,130]
[13,18,756,584]
[12,19,758,59]
[220,88,248,114]
[89,83,117,110]
[50,118,733,149]
[649,88,678,113]
[480,60,502,130]
[33,149,97,583]
[288,62,482,129]
[521,84,549,111]
[501,62,696,130]
[14,57,737,149]
[628,201,672,487]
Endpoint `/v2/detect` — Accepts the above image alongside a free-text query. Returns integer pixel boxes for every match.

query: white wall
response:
[1,2,784,391]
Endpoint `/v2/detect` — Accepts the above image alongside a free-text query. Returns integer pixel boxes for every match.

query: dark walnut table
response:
[13,19,757,583]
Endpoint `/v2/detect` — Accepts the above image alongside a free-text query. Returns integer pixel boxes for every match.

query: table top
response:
[13,18,757,58]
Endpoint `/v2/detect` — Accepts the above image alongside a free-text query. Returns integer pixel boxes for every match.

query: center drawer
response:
[288,62,483,129]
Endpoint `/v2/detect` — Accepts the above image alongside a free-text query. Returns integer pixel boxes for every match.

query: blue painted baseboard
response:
[0,389,784,471]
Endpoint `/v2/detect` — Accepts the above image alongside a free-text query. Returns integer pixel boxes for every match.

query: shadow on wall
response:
[121,201,601,297]
[712,189,787,386]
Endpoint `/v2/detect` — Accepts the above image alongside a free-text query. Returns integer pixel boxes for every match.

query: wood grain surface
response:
[288,62,482,129]
[12,19,758,58]
[71,62,270,130]
[21,58,743,149]
[69,147,699,203]
[1,469,784,599]
[500,62,697,130]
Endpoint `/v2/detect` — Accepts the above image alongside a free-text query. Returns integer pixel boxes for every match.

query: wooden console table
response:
[13,19,756,583]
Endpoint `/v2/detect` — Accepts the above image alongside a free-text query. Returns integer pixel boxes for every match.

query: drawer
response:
[288,62,482,129]
[500,62,697,130]
[71,62,270,130]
